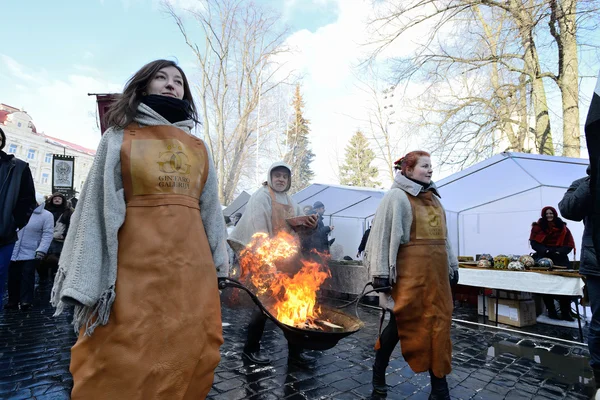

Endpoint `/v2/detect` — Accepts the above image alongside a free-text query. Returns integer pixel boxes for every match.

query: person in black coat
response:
[311,201,333,253]
[559,166,600,387]
[356,224,371,258]
[0,127,36,309]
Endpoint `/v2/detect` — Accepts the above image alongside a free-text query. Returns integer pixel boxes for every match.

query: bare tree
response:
[165,0,294,204]
[366,0,599,165]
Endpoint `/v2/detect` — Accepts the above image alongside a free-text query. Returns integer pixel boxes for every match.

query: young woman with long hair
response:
[51,59,229,399]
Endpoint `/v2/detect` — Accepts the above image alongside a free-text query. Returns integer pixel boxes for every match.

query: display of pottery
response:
[519,255,535,269]
[507,261,525,271]
[494,255,509,269]
[479,254,494,264]
[536,257,554,269]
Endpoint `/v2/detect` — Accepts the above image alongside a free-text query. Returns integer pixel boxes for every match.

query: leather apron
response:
[69,124,223,400]
[391,191,453,378]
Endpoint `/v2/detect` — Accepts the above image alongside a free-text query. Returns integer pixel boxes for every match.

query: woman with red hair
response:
[365,150,458,400]
[530,206,575,320]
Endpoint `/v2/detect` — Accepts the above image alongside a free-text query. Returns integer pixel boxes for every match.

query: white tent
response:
[436,152,589,260]
[293,184,387,258]
[223,191,251,217]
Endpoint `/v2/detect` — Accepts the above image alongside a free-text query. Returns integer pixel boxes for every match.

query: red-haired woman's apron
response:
[391,191,453,378]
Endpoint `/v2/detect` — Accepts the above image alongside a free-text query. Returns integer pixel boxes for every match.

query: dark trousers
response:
[375,314,448,390]
[542,295,573,317]
[375,314,400,369]
[586,275,600,369]
[37,253,59,281]
[0,243,16,309]
[244,308,304,356]
[7,259,38,305]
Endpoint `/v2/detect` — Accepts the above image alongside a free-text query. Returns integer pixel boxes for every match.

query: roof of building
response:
[0,103,96,156]
[0,110,9,125]
[42,134,96,156]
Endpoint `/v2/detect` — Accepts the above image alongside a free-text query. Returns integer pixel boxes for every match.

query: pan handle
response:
[218,277,285,329]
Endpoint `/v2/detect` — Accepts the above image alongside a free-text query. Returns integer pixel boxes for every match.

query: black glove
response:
[450,270,459,287]
[35,251,46,260]
[372,276,391,293]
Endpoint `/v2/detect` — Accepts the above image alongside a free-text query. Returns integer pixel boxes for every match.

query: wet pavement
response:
[0,282,597,399]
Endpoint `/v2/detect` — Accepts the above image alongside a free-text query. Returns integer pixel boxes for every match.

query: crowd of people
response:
[1,59,599,399]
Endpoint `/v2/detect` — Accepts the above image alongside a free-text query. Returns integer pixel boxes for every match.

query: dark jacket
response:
[0,151,36,246]
[311,213,331,253]
[559,175,598,276]
[358,228,371,254]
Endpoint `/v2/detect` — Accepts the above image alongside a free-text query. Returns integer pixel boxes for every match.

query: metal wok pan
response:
[218,277,364,350]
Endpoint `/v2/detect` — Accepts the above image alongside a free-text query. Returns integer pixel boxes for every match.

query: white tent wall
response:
[437,153,589,261]
[445,211,459,257]
[324,216,366,259]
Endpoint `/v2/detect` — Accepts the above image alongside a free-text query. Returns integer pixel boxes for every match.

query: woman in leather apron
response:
[51,60,229,400]
[366,151,459,400]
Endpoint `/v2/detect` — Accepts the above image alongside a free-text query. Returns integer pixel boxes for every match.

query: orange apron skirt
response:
[391,190,453,378]
[69,124,223,399]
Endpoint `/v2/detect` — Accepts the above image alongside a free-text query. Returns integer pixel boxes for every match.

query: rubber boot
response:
[429,371,450,400]
[372,361,387,395]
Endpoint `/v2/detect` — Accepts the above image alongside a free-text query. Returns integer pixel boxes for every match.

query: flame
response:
[239,231,331,328]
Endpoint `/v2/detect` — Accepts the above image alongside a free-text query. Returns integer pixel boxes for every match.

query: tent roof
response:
[293,183,387,219]
[435,152,589,213]
[223,190,251,217]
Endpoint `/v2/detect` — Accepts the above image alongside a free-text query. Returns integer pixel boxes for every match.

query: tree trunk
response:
[552,0,580,157]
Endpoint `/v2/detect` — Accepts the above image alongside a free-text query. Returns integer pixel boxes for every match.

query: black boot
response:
[543,295,560,319]
[372,360,388,395]
[559,298,574,322]
[429,371,450,400]
[242,348,270,365]
[288,345,316,367]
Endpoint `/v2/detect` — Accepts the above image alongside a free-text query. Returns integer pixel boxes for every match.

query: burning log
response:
[315,319,344,333]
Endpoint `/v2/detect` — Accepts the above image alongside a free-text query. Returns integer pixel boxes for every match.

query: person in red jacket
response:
[530,206,576,320]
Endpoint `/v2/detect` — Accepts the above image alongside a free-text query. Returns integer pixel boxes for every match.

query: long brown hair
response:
[104,59,198,129]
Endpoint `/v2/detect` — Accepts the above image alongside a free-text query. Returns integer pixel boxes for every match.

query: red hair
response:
[394,151,431,174]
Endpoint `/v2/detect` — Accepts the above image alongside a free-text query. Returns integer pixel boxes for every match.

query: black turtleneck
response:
[141,94,191,123]
[406,176,431,190]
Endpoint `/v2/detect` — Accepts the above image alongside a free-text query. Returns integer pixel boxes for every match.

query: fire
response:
[239,231,331,328]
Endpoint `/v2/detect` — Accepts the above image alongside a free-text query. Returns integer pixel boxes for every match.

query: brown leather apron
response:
[391,191,453,378]
[69,124,223,399]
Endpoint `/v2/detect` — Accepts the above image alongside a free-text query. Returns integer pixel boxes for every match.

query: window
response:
[42,173,49,184]
[45,153,52,163]
[27,149,36,160]
[8,144,17,154]
[17,122,22,128]
[30,167,37,178]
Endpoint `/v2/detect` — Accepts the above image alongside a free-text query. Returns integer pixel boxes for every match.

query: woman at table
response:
[51,59,229,399]
[530,205,576,320]
[365,150,458,399]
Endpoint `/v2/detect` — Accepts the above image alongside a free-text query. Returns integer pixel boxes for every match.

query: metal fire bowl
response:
[218,278,364,351]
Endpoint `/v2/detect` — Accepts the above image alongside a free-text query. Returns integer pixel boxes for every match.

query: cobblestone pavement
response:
[0,282,596,399]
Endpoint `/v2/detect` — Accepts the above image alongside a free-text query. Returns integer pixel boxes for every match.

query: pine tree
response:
[339,130,380,188]
[284,84,315,193]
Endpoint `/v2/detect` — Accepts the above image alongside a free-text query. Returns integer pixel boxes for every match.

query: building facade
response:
[0,104,96,197]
